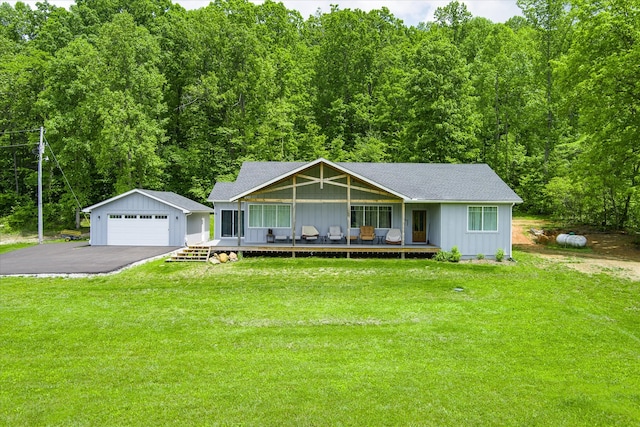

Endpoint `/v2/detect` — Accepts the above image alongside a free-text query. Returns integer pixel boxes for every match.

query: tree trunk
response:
[13,147,19,195]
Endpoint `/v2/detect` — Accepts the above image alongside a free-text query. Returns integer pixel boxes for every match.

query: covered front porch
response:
[213,160,440,248]
[205,239,441,258]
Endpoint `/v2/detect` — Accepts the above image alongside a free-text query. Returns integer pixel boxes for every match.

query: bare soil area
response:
[512,218,640,281]
[0,228,89,244]
[0,234,39,244]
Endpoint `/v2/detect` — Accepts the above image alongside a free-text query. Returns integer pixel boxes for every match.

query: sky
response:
[9,0,522,26]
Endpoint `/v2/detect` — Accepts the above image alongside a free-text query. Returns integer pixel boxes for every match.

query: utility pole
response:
[38,126,44,245]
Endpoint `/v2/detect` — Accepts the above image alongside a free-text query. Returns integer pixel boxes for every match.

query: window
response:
[221,210,245,237]
[351,206,364,228]
[249,204,291,228]
[155,215,168,219]
[468,206,498,231]
[378,206,392,228]
[140,215,152,219]
[350,205,392,228]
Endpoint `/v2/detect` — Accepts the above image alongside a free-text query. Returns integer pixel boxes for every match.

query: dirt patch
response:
[513,218,640,281]
[0,235,39,244]
[536,254,640,282]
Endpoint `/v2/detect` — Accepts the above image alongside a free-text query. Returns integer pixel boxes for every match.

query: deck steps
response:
[167,245,211,262]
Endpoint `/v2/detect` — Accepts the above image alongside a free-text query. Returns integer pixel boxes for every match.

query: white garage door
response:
[107,214,170,246]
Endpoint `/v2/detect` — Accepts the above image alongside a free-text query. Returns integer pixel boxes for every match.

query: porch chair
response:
[327,226,344,243]
[385,228,402,245]
[359,225,375,244]
[301,225,320,242]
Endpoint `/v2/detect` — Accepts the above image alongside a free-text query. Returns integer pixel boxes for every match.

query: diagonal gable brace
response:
[229,158,409,202]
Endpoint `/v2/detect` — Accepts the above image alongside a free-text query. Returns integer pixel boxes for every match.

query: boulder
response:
[229,252,238,262]
[530,227,544,236]
[536,234,550,245]
[218,253,229,263]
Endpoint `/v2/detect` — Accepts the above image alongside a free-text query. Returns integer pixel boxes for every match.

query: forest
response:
[0,0,638,232]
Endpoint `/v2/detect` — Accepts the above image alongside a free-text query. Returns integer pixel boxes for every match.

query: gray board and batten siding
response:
[208,159,523,259]
[83,189,213,246]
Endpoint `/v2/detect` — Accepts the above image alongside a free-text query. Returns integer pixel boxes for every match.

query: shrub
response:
[476,253,485,260]
[495,248,505,262]
[434,250,451,262]
[450,246,461,263]
[434,246,461,263]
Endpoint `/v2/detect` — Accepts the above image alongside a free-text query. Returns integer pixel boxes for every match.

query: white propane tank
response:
[556,233,587,248]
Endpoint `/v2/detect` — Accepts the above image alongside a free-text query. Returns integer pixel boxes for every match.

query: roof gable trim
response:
[231,158,409,201]
[83,189,191,213]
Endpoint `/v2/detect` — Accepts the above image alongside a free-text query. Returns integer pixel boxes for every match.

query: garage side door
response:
[107,214,170,246]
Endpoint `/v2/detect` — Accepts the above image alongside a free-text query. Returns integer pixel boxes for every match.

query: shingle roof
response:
[139,190,214,212]
[341,162,522,202]
[84,189,213,213]
[208,162,306,201]
[208,159,522,203]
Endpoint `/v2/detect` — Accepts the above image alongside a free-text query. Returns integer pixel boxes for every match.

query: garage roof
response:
[83,189,214,214]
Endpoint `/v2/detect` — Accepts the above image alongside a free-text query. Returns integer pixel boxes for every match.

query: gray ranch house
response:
[208,158,523,259]
[83,189,213,246]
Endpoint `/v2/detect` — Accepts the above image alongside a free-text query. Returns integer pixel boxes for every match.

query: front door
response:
[412,210,427,243]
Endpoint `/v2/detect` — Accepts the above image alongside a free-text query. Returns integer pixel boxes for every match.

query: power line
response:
[0,143,35,148]
[1,130,84,214]
[0,128,41,136]
[43,135,87,219]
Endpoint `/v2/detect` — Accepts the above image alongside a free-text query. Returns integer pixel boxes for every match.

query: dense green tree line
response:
[0,0,638,230]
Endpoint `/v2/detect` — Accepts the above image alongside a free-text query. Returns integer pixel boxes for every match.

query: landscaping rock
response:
[219,253,229,263]
[529,227,544,236]
[536,234,551,245]
[229,252,238,262]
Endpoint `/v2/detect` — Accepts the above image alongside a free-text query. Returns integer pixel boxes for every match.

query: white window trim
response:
[220,209,244,238]
[248,204,292,229]
[467,206,499,232]
[350,205,393,228]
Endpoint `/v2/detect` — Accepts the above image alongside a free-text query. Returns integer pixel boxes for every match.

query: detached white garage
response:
[83,189,214,247]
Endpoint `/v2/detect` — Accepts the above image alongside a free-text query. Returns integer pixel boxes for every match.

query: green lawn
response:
[1,253,638,426]
[0,242,34,255]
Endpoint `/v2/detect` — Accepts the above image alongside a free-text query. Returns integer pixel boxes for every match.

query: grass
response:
[1,252,638,426]
[0,242,35,254]
[544,243,594,254]
[0,240,80,255]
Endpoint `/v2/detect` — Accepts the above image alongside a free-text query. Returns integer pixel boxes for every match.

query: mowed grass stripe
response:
[1,252,638,426]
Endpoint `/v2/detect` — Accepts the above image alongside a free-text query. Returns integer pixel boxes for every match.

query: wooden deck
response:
[207,241,441,258]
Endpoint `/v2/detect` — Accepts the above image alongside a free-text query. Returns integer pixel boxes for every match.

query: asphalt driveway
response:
[0,242,180,275]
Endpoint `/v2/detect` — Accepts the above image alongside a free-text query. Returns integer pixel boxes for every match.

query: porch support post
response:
[347,175,351,246]
[237,199,242,248]
[346,175,351,259]
[401,200,406,260]
[292,175,297,258]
